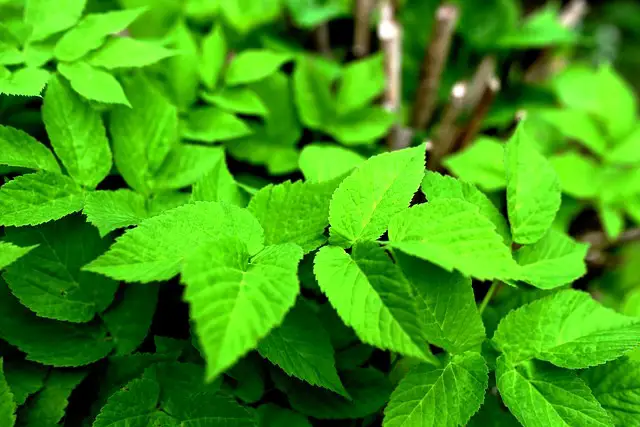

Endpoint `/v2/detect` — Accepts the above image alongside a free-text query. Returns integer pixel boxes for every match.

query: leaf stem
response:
[478,280,500,315]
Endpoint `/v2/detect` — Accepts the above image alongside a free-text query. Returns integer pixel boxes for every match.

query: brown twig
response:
[462,56,496,111]
[456,76,501,150]
[379,0,403,150]
[411,4,459,130]
[581,228,640,251]
[314,23,333,59]
[427,82,467,170]
[353,0,374,58]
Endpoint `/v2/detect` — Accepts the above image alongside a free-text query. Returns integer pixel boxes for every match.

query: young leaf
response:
[101,284,159,356]
[0,242,37,271]
[87,37,174,69]
[83,190,148,237]
[199,23,226,89]
[532,109,607,156]
[293,56,336,130]
[258,303,348,397]
[599,204,625,240]
[383,352,488,427]
[202,87,267,116]
[299,143,365,183]
[329,145,425,247]
[42,75,112,188]
[58,62,130,106]
[505,123,561,244]
[388,199,519,281]
[396,253,486,354]
[606,125,640,166]
[220,0,281,34]
[0,67,50,97]
[443,137,506,191]
[152,144,226,191]
[192,154,247,207]
[248,179,337,253]
[326,106,396,145]
[0,359,16,427]
[2,217,118,323]
[225,50,292,86]
[53,7,146,61]
[0,283,113,367]
[336,54,385,115]
[496,356,613,427]
[2,361,47,406]
[422,171,511,244]
[550,151,601,199]
[165,20,199,110]
[314,243,437,364]
[581,357,640,426]
[251,72,302,145]
[84,201,264,283]
[25,0,86,42]
[0,171,85,227]
[514,230,589,289]
[492,290,640,368]
[181,237,303,381]
[181,106,252,142]
[0,125,60,173]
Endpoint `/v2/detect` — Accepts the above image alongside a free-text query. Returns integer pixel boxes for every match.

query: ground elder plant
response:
[1,0,640,426]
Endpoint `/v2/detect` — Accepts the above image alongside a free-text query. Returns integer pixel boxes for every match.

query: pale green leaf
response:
[248,179,337,253]
[258,303,347,397]
[293,56,335,129]
[336,54,385,115]
[199,23,226,89]
[443,137,506,191]
[25,0,86,42]
[182,238,302,380]
[182,106,252,143]
[388,199,519,281]
[2,217,118,323]
[383,352,488,427]
[88,37,174,69]
[299,143,365,183]
[0,171,85,227]
[329,145,425,247]
[0,282,113,367]
[514,229,589,289]
[42,75,112,188]
[3,361,47,406]
[599,204,625,240]
[326,106,396,146]
[492,289,640,368]
[54,7,146,61]
[550,151,602,199]
[58,62,130,106]
[606,125,640,166]
[250,71,301,145]
[582,357,640,426]
[83,190,148,237]
[164,20,199,110]
[258,404,311,427]
[202,86,267,116]
[220,0,281,33]
[0,359,16,427]
[0,67,50,97]
[192,154,247,207]
[225,50,292,86]
[0,242,36,271]
[496,356,612,427]
[422,171,511,244]
[152,144,225,191]
[396,253,486,354]
[314,243,436,363]
[532,108,608,156]
[505,123,561,244]
[497,5,576,48]
[0,125,60,172]
[84,201,264,283]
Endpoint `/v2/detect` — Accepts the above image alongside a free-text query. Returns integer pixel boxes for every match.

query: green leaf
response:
[505,123,561,244]
[87,37,174,69]
[2,217,118,323]
[396,253,486,354]
[383,352,488,427]
[83,190,148,237]
[165,20,199,110]
[443,137,506,191]
[258,404,311,427]
[274,368,391,420]
[0,67,50,97]
[336,54,385,115]
[58,62,130,106]
[0,282,113,367]
[199,23,226,89]
[182,238,302,380]
[202,87,267,116]
[85,201,264,283]
[329,145,425,247]
[248,179,337,253]
[326,106,396,146]
[457,0,519,48]
[42,75,112,188]
[102,284,159,356]
[514,230,589,289]
[582,357,640,426]
[293,56,335,129]
[0,242,36,271]
[227,355,265,403]
[19,369,86,427]
[550,151,602,199]
[0,125,60,172]
[258,302,347,397]
[532,109,608,156]
[496,356,613,427]
[497,5,577,48]
[599,204,625,240]
[299,143,365,182]
[225,50,292,86]
[0,359,16,427]
[388,199,519,281]
[220,0,281,34]
[314,243,436,364]
[110,73,178,194]
[54,7,146,62]
[182,106,252,142]
[25,0,86,42]
[422,171,511,245]
[192,154,247,207]
[492,289,640,368]
[606,125,640,166]
[152,144,226,191]
[251,72,302,146]
[3,361,47,406]
[0,171,85,227]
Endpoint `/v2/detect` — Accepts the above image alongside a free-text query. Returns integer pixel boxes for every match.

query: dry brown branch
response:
[353,0,374,58]
[314,23,333,59]
[456,76,501,150]
[427,82,467,170]
[411,4,459,130]
[463,56,496,111]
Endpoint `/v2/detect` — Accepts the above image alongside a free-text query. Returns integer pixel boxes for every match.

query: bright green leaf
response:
[88,37,174,69]
[0,67,50,97]
[607,125,640,166]
[444,137,506,191]
[225,50,292,86]
[25,0,86,42]
[0,242,37,271]
[336,54,385,115]
[199,23,226,89]
[550,151,602,199]
[299,143,365,183]
[83,190,148,237]
[293,56,335,130]
[326,106,396,146]
[0,125,60,173]
[182,106,252,143]
[202,87,267,116]
[58,62,130,106]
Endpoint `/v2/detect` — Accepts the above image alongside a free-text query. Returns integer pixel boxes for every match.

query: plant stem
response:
[478,280,500,315]
[456,76,500,150]
[379,0,403,150]
[427,82,467,170]
[314,23,333,59]
[353,0,374,58]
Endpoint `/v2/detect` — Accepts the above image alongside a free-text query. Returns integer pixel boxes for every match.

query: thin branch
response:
[353,0,374,58]
[560,0,589,28]
[462,56,496,111]
[427,82,467,170]
[314,23,333,59]
[411,4,459,130]
[379,0,403,150]
[581,228,640,252]
[456,76,500,150]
